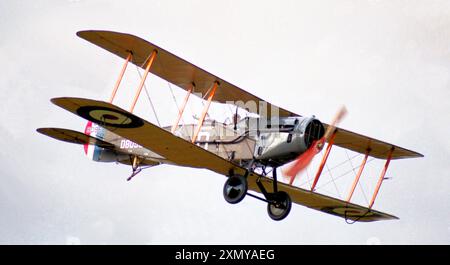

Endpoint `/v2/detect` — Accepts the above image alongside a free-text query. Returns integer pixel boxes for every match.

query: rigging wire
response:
[166,81,191,136]
[135,65,161,127]
[345,150,370,205]
[316,157,375,190]
[293,150,376,203]
[199,85,213,120]
[305,166,312,190]
[152,52,195,137]
[326,163,342,199]
[297,152,360,187]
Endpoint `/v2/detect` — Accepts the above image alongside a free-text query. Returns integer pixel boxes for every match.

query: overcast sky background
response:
[0,0,449,244]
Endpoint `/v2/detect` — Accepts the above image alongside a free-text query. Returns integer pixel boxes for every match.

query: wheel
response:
[267,191,292,221]
[223,175,248,204]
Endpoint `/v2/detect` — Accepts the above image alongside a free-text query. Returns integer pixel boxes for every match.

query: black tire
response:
[223,175,248,204]
[267,191,292,221]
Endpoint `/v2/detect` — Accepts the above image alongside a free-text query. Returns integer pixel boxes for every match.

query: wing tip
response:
[36,127,47,135]
[50,97,66,108]
[397,151,424,159]
[76,29,138,41]
[50,96,85,106]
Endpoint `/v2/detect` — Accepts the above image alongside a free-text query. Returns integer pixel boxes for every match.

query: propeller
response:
[284,106,347,185]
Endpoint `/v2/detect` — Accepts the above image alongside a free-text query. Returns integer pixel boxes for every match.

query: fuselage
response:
[83,116,324,168]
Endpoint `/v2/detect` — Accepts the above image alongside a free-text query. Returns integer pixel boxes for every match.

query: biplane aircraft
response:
[37,30,423,222]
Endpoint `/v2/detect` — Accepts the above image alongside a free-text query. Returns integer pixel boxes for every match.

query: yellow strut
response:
[171,84,194,133]
[109,52,132,103]
[192,82,218,143]
[129,50,157,113]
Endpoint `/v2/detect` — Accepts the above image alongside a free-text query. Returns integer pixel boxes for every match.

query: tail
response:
[84,121,108,161]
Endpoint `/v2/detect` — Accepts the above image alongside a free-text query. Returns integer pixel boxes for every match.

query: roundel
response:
[77,106,144,128]
[321,206,374,218]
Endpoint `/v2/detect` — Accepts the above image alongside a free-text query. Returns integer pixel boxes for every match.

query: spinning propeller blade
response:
[284,106,347,185]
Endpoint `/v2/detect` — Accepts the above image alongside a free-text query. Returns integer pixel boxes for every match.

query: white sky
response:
[0,0,449,244]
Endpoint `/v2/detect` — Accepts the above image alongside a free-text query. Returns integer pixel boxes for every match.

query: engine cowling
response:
[254,116,324,166]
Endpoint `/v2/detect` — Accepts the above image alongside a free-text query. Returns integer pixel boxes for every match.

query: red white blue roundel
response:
[76,106,143,128]
[320,206,374,218]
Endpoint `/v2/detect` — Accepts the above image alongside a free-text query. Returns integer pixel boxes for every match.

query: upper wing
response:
[76,30,422,160]
[326,125,423,159]
[51,97,397,222]
[76,30,292,118]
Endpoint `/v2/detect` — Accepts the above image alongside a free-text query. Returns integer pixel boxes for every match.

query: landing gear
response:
[267,191,292,221]
[254,167,292,221]
[223,166,292,221]
[223,174,248,204]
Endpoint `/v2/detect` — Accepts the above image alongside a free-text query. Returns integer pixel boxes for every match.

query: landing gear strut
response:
[255,167,292,221]
[127,155,142,181]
